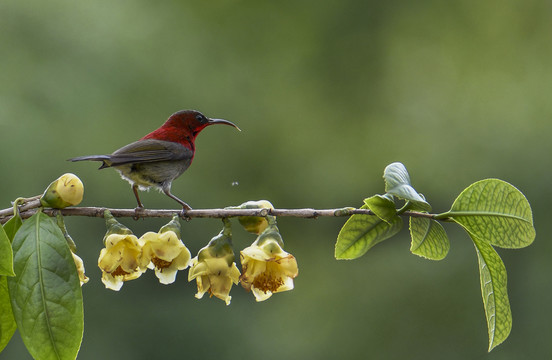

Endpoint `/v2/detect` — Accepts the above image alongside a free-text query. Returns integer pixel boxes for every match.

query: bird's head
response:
[142,110,240,144]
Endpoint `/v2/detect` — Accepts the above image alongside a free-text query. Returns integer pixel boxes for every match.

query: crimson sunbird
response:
[69,110,240,210]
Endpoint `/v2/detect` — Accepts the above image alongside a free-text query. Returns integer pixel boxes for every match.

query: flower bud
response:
[236,200,274,234]
[40,173,84,208]
[103,209,133,241]
[159,214,182,237]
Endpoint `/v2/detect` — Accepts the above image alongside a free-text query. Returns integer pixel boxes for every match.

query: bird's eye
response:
[195,114,207,123]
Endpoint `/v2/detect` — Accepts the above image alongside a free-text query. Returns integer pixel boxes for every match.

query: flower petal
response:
[276,254,299,277]
[188,259,209,280]
[155,268,178,285]
[171,247,192,270]
[241,245,272,261]
[275,275,294,293]
[251,286,273,302]
[229,263,241,285]
[101,273,124,291]
[194,275,209,299]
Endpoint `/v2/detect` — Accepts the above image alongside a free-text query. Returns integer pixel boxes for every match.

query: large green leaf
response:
[0,276,16,353]
[409,217,449,260]
[445,179,535,248]
[3,214,22,242]
[0,221,21,352]
[7,212,84,360]
[0,226,14,277]
[0,218,20,353]
[383,162,431,211]
[335,204,403,260]
[469,233,512,351]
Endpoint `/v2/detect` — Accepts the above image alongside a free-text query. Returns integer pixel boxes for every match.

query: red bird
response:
[69,110,240,210]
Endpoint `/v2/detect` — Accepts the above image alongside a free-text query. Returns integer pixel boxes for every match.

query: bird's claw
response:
[180,206,192,221]
[133,206,145,221]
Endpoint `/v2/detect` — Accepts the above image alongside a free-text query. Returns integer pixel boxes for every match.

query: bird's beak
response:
[208,118,241,132]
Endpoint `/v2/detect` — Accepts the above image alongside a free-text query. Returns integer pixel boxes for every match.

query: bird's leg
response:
[132,184,144,208]
[162,187,192,220]
[132,184,146,220]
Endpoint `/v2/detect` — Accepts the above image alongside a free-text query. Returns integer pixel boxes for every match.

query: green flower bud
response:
[103,209,133,243]
[236,200,274,234]
[159,215,181,238]
[198,219,234,266]
[40,173,84,208]
[255,221,285,248]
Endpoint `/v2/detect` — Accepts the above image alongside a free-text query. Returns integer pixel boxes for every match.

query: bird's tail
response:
[68,155,112,169]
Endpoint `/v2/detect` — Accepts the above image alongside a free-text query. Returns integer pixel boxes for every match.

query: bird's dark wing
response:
[108,139,193,166]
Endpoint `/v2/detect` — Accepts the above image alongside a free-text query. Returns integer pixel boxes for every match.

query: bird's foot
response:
[180,205,192,221]
[133,206,145,221]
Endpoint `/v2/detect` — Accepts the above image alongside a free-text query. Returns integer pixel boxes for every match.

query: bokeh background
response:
[1,0,550,359]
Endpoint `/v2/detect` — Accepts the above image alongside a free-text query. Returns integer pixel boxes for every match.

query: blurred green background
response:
[1,0,550,359]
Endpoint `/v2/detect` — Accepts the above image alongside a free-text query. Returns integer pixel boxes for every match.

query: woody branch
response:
[0,196,437,224]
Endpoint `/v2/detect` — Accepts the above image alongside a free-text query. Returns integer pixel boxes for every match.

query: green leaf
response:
[409,217,449,260]
[469,233,512,351]
[363,194,396,223]
[7,212,84,360]
[0,276,17,353]
[3,214,22,241]
[0,226,14,277]
[336,204,403,260]
[406,193,432,212]
[383,162,431,211]
[445,179,535,248]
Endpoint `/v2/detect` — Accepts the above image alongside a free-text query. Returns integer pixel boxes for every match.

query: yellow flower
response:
[40,173,84,208]
[140,230,191,285]
[71,252,89,286]
[240,224,298,302]
[98,233,147,291]
[188,223,240,305]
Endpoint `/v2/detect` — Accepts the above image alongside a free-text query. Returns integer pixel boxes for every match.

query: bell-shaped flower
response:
[40,173,84,208]
[188,220,240,305]
[139,216,191,284]
[240,221,298,301]
[98,210,147,291]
